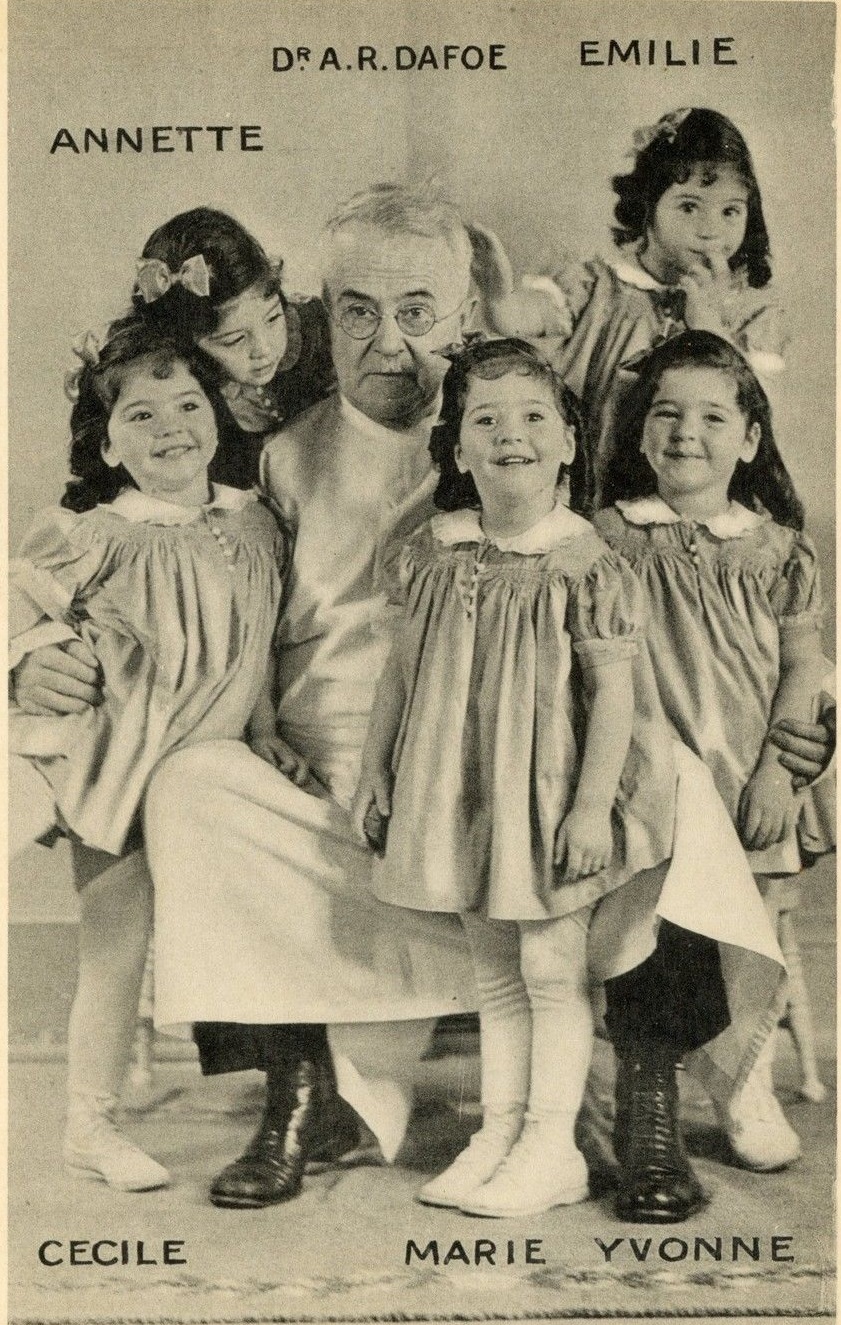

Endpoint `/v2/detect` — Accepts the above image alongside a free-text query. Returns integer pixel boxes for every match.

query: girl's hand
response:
[739,762,797,850]
[678,248,732,335]
[553,805,613,882]
[351,767,393,853]
[251,731,310,786]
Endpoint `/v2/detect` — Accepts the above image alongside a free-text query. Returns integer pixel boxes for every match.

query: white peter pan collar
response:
[105,484,256,525]
[607,251,668,292]
[616,495,768,539]
[432,498,592,554]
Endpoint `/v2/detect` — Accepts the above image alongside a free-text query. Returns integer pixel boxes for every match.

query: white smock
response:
[145,395,477,1158]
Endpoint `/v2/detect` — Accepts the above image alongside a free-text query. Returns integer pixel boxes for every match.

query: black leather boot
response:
[614,1046,708,1223]
[208,1026,362,1207]
[210,1057,318,1207]
[306,1041,361,1170]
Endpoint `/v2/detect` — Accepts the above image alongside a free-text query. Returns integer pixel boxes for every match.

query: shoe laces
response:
[626,1076,684,1167]
[730,1072,787,1127]
[70,1105,151,1160]
[460,1117,518,1164]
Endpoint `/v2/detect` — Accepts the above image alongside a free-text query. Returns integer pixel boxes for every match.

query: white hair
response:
[320,181,474,294]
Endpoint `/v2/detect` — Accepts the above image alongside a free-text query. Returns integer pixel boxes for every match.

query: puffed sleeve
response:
[9,508,112,668]
[724,289,788,377]
[769,531,824,634]
[379,524,433,610]
[374,475,438,604]
[565,546,644,668]
[253,493,293,582]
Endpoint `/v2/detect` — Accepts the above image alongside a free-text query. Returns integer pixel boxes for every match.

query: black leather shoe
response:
[614,1051,708,1223]
[306,1051,361,1169]
[210,1060,317,1208]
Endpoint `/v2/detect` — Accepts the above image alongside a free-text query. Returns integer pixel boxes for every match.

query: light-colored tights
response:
[461,906,595,1129]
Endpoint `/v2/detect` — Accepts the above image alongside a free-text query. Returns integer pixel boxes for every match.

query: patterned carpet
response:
[9,858,835,1322]
[8,1038,835,1324]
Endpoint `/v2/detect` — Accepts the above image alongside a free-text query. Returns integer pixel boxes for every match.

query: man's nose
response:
[371,313,406,355]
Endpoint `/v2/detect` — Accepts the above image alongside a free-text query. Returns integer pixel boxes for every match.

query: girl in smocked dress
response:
[9,316,299,1192]
[491,107,785,500]
[352,337,781,1220]
[133,206,336,488]
[596,330,830,1177]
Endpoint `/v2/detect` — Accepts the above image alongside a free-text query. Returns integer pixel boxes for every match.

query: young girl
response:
[133,207,336,487]
[595,329,829,1179]
[351,337,781,1220]
[9,316,301,1190]
[491,108,785,499]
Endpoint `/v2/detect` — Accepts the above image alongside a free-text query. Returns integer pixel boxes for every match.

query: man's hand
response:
[12,640,101,715]
[768,712,836,789]
[250,731,310,786]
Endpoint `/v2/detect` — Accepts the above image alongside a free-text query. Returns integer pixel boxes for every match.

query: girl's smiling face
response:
[643,164,749,283]
[197,283,288,387]
[103,358,218,505]
[641,366,760,515]
[456,370,575,517]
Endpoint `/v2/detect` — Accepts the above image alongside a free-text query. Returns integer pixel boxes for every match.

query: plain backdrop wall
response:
[9,0,835,617]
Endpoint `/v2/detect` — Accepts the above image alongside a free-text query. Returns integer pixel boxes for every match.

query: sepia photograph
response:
[7,0,836,1321]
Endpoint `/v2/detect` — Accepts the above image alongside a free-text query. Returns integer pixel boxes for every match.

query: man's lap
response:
[144,740,477,1028]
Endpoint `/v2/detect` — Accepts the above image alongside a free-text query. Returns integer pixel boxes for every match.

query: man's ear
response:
[454,443,470,475]
[459,293,480,335]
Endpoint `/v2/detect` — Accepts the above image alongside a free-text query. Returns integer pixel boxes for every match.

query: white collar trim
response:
[105,483,255,525]
[432,498,591,553]
[606,249,668,292]
[616,495,768,538]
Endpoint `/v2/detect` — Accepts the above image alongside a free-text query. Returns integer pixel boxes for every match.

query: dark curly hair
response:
[132,207,286,344]
[601,330,803,530]
[61,315,223,513]
[429,337,592,516]
[612,108,772,289]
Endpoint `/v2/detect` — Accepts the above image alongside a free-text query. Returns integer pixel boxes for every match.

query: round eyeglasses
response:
[332,297,467,341]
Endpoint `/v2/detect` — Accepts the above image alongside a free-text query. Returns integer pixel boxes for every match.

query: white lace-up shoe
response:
[714,1033,801,1172]
[417,1108,524,1209]
[64,1092,170,1191]
[459,1117,589,1217]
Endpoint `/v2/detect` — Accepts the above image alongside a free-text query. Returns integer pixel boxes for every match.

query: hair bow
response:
[64,329,103,401]
[631,108,692,155]
[433,331,489,361]
[134,253,212,304]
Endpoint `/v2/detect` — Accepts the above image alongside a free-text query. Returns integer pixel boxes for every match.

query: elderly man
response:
[144,184,481,1205]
